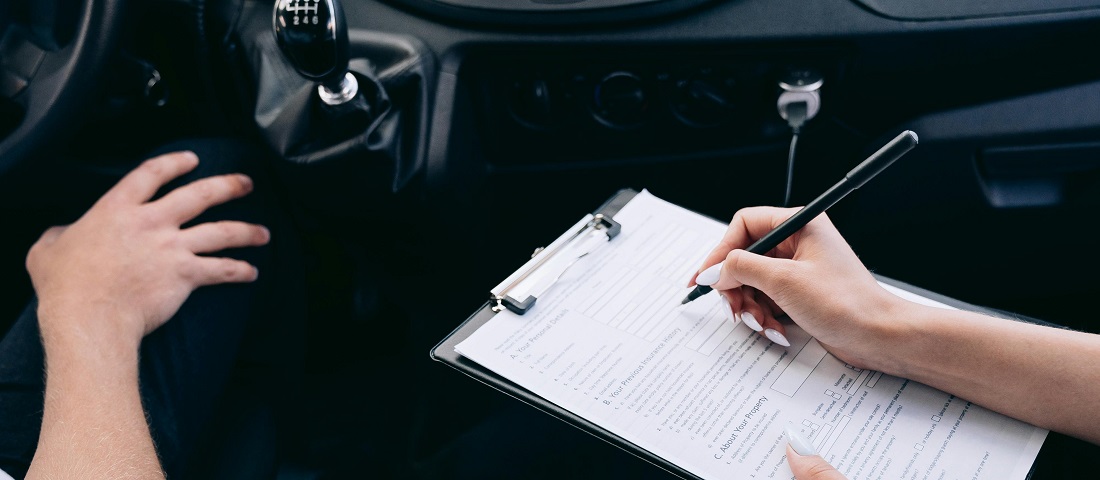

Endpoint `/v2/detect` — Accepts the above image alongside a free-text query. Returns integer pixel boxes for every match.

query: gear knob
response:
[274,0,357,104]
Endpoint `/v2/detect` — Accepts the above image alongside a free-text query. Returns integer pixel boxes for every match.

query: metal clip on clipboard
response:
[490,213,622,315]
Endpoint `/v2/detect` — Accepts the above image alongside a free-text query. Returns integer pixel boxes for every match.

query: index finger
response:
[688,206,798,286]
[98,151,200,205]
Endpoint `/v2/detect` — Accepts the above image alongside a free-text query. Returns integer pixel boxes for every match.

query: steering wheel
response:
[0,0,127,176]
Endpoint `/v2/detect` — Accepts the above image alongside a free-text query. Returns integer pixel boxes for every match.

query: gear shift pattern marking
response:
[284,0,321,24]
[273,0,350,91]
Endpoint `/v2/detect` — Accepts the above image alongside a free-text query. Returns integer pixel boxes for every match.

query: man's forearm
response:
[20,152,267,478]
[890,301,1100,444]
[27,327,164,479]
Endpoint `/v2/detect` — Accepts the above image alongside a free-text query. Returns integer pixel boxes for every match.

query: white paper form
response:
[455,190,1047,480]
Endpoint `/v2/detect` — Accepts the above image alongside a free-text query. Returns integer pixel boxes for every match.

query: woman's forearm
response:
[887,301,1100,444]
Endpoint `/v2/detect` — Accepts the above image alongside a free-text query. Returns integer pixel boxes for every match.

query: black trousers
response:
[0,139,305,479]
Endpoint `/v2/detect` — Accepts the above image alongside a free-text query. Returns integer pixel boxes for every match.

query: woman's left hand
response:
[785,426,847,480]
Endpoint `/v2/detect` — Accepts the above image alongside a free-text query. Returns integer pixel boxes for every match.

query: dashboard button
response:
[671,71,737,128]
[508,75,556,130]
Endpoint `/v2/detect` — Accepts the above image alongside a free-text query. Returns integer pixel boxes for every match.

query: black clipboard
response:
[431,188,697,479]
[430,188,1054,480]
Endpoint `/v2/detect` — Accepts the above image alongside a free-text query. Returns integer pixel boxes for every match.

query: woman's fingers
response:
[740,287,790,346]
[756,296,791,347]
[689,206,800,286]
[729,287,762,332]
[785,425,848,479]
[719,289,743,322]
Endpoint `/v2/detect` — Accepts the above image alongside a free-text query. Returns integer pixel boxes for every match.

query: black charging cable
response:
[776,70,823,207]
[782,102,809,207]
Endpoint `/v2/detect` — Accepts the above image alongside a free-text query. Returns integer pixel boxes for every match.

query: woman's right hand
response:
[688,206,910,372]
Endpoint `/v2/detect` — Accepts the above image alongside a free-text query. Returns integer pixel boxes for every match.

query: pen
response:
[681,130,919,305]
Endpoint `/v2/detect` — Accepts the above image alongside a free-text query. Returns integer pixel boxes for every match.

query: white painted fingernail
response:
[740,311,763,331]
[786,424,816,456]
[765,329,791,347]
[695,264,722,286]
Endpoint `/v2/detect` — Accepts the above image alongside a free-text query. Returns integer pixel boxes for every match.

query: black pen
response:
[681,130,919,305]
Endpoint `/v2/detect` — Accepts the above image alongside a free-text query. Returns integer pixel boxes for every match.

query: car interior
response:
[2,0,1100,478]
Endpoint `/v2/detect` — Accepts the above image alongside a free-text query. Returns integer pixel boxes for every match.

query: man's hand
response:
[24,151,271,479]
[26,150,270,352]
[785,426,848,480]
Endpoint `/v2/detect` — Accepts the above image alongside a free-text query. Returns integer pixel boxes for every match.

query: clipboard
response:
[431,188,698,479]
[430,188,1054,480]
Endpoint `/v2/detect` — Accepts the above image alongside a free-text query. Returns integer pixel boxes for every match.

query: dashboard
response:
[293,0,1100,324]
[7,0,1100,331]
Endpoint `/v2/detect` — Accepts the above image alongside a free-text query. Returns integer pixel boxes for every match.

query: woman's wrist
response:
[844,288,928,378]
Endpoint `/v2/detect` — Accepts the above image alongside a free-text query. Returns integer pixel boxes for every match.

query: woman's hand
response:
[785,426,847,480]
[689,206,909,371]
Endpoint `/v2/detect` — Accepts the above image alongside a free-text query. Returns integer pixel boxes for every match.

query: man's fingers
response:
[186,257,260,287]
[26,225,69,271]
[182,221,270,254]
[38,225,69,245]
[786,444,848,480]
[101,151,200,205]
[153,174,254,224]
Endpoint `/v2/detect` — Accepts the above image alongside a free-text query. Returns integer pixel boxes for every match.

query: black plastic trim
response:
[377,0,722,27]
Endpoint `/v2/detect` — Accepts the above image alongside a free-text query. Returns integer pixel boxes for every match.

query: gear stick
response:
[253,0,430,189]
[273,0,358,105]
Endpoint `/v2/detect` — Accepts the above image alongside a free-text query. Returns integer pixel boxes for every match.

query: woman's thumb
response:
[785,426,847,480]
[708,249,794,292]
